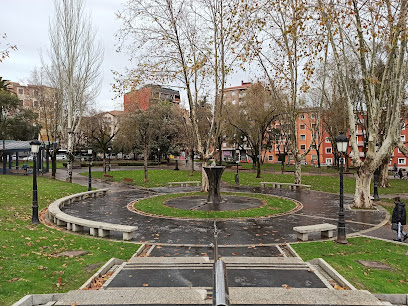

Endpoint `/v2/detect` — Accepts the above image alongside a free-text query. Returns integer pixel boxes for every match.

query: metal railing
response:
[212,221,230,306]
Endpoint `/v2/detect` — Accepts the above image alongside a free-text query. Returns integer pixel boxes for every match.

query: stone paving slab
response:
[53,288,386,305]
[148,245,284,257]
[105,268,326,289]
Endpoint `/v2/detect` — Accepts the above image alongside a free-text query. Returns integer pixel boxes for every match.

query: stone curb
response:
[79,257,125,290]
[308,258,357,290]
[127,191,303,221]
[12,293,65,306]
[374,293,408,305]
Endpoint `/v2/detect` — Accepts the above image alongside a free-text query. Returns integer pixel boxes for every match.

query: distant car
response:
[56,154,67,160]
[22,156,33,161]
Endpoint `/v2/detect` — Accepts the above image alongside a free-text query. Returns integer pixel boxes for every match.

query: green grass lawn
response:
[86,169,202,188]
[85,168,408,195]
[9,161,65,169]
[291,237,408,294]
[222,171,408,195]
[0,175,140,306]
[239,162,357,174]
[134,192,296,218]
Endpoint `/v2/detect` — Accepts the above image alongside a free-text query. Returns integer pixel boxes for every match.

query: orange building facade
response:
[221,83,408,169]
[124,85,181,112]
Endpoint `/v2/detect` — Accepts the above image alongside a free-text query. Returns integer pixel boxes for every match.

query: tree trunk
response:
[51,154,57,179]
[256,141,262,178]
[66,131,73,183]
[316,148,321,167]
[294,161,302,184]
[379,162,390,188]
[143,145,148,182]
[190,149,194,176]
[201,159,209,192]
[103,154,107,174]
[354,169,373,208]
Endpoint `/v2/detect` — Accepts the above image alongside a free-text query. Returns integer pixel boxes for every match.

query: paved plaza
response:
[28,167,405,306]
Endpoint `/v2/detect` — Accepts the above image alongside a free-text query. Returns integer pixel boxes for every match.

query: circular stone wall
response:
[131,192,301,219]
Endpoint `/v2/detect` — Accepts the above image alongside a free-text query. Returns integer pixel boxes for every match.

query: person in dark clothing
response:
[398,168,403,179]
[391,197,407,242]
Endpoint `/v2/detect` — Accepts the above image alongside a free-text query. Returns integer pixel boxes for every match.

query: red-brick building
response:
[124,85,181,112]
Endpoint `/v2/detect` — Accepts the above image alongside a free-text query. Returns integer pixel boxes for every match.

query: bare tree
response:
[115,0,244,190]
[47,0,102,182]
[0,33,17,63]
[320,0,408,208]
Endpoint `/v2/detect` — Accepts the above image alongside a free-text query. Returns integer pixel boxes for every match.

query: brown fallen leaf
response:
[333,284,344,290]
[8,277,19,283]
[71,302,77,306]
[143,283,149,287]
[282,284,291,289]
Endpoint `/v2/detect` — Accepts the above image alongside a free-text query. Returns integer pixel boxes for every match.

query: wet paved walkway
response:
[60,182,390,245]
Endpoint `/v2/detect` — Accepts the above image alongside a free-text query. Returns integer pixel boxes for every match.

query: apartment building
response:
[6,81,50,141]
[124,85,181,112]
[220,82,408,169]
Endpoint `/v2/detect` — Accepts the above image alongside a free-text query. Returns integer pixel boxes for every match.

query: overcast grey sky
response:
[0,0,126,111]
[1,0,252,112]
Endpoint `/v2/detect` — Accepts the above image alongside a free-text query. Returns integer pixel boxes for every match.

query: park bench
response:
[231,166,244,170]
[103,174,114,181]
[168,181,201,187]
[260,182,311,190]
[293,223,337,241]
[9,169,30,175]
[48,189,138,241]
[123,177,134,184]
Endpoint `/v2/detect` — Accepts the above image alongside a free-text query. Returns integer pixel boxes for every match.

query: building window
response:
[399,158,406,165]
[311,144,316,150]
[325,137,331,143]
[18,88,24,95]
[232,91,236,96]
[326,158,333,165]
[401,135,406,142]
[300,135,306,140]
[311,114,316,119]
[268,155,273,161]
[300,124,305,130]
[312,155,317,161]
[300,114,305,120]
[326,147,332,154]
[300,145,306,150]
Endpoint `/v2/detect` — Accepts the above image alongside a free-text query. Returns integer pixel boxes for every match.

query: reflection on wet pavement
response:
[61,186,386,245]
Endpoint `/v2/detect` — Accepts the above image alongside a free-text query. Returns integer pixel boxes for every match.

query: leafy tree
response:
[226,83,281,178]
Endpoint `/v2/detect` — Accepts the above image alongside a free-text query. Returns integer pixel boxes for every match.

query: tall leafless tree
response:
[47,0,103,182]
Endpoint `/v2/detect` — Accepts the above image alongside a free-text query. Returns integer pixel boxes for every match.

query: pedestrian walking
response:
[391,197,408,242]
[393,163,398,178]
[398,168,403,179]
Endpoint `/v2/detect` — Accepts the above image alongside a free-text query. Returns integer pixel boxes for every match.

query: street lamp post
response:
[235,148,240,185]
[108,147,112,172]
[30,140,41,224]
[158,148,160,166]
[335,133,348,244]
[88,148,92,191]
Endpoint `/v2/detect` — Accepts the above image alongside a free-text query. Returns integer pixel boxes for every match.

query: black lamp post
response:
[30,140,41,224]
[235,147,240,185]
[373,144,380,201]
[335,133,348,244]
[88,148,92,191]
[108,147,112,172]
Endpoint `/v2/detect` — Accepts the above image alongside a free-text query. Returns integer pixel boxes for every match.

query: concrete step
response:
[127,256,305,265]
[53,287,388,305]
